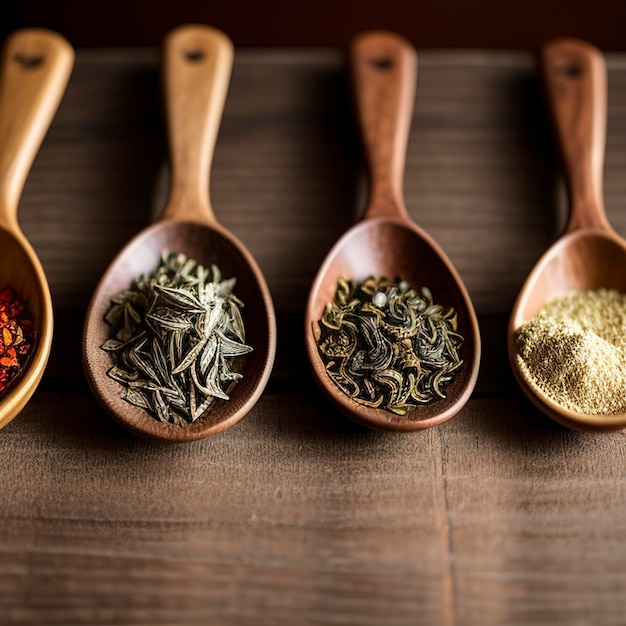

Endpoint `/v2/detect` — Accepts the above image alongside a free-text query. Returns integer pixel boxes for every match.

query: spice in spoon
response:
[0,287,35,396]
[101,250,252,426]
[316,275,464,415]
[515,288,626,415]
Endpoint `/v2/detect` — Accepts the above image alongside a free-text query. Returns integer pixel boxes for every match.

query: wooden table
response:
[2,46,626,625]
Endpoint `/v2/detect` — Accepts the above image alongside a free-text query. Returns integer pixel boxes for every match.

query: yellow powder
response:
[515,289,626,415]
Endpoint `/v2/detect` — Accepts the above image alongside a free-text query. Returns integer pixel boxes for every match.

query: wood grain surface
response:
[2,46,626,625]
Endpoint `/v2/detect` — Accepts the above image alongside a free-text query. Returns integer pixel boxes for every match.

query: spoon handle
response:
[161,25,234,225]
[0,29,74,230]
[541,38,610,233]
[350,31,417,221]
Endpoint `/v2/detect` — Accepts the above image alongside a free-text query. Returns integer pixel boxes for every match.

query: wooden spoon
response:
[0,29,74,430]
[82,25,276,442]
[304,31,481,431]
[508,38,626,431]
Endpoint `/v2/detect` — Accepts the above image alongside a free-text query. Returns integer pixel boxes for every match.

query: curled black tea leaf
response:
[317,276,464,416]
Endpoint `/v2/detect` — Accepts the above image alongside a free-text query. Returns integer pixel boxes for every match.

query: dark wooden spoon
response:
[82,25,276,442]
[304,31,481,431]
[508,38,626,431]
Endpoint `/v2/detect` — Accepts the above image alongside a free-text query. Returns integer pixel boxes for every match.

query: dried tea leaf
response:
[316,275,464,416]
[101,250,253,426]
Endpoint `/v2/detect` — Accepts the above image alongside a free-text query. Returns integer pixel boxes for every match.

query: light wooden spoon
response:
[305,31,481,431]
[82,25,276,442]
[508,38,626,431]
[0,29,74,430]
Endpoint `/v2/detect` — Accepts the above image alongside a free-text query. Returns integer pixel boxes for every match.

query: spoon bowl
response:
[0,29,73,430]
[0,227,53,428]
[306,216,480,430]
[82,25,276,442]
[305,31,480,431]
[508,38,626,430]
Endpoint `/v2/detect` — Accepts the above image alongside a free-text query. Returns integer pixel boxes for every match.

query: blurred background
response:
[4,0,626,50]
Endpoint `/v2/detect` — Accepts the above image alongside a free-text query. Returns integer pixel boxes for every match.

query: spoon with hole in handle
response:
[305,31,481,431]
[508,38,626,431]
[82,25,276,442]
[0,29,73,430]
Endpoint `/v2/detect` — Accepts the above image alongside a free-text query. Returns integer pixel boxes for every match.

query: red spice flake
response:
[0,287,35,395]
